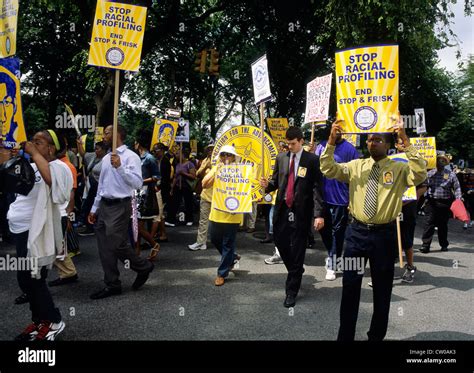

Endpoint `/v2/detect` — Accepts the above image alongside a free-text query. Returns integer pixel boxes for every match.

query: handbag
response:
[66,220,80,255]
[0,154,36,195]
[138,186,159,217]
[450,199,469,222]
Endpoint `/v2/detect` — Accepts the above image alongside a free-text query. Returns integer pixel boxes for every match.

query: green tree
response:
[437,55,474,161]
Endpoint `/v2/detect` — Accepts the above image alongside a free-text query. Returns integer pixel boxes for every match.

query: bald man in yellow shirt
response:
[320,117,426,341]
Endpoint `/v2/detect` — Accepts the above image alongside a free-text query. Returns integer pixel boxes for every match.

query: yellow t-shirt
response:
[197,158,213,202]
[206,166,244,224]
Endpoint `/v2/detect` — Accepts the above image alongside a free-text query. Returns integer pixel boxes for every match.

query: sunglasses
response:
[220,152,234,157]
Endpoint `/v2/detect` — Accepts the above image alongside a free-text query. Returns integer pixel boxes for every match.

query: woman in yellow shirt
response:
[202,145,244,286]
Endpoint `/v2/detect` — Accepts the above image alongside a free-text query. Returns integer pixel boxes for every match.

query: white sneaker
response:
[325,269,336,281]
[35,320,65,341]
[188,243,206,251]
[264,254,283,265]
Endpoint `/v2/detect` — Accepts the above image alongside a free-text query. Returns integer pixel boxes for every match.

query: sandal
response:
[147,243,161,261]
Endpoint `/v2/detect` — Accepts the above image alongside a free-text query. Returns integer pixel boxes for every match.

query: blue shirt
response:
[91,145,143,213]
[315,139,359,206]
[140,151,160,181]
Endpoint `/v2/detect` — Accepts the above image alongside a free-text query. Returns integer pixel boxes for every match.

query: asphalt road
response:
[0,216,472,341]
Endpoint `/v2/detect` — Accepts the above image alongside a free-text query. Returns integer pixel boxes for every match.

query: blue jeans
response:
[269,204,274,235]
[210,222,239,278]
[319,203,349,270]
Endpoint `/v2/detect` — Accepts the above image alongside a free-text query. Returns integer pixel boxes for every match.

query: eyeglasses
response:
[220,152,234,157]
[366,139,385,144]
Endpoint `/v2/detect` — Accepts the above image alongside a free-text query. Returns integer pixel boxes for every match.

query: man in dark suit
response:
[260,127,325,307]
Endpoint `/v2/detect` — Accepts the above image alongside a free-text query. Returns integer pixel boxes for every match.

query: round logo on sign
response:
[354,106,377,130]
[264,193,273,203]
[106,47,125,66]
[225,197,239,211]
[255,65,267,90]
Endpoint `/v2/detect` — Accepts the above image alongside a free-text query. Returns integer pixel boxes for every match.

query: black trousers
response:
[337,221,397,341]
[14,231,62,324]
[273,204,310,297]
[81,180,98,229]
[168,185,194,224]
[421,198,452,249]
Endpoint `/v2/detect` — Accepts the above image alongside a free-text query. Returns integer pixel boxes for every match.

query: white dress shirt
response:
[289,148,304,178]
[91,145,143,213]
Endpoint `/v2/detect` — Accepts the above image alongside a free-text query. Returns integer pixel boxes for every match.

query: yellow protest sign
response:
[336,45,398,133]
[266,118,289,144]
[0,57,26,148]
[212,125,278,201]
[94,126,104,144]
[0,0,18,58]
[259,191,276,205]
[410,137,436,169]
[88,1,147,72]
[341,134,359,148]
[151,118,178,150]
[389,153,417,201]
[212,164,253,213]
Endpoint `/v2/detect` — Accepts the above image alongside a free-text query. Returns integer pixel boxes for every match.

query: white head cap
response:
[218,145,238,157]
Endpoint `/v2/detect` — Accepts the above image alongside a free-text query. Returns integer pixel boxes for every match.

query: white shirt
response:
[91,145,143,213]
[7,160,72,234]
[289,148,304,178]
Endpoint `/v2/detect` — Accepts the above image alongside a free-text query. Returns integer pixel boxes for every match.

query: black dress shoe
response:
[49,274,78,287]
[284,294,296,308]
[132,263,154,290]
[14,293,29,305]
[90,287,122,300]
[419,247,430,253]
[440,247,449,252]
[260,237,273,244]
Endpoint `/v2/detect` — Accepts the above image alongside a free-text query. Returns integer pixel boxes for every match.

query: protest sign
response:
[304,73,332,124]
[335,45,398,133]
[0,57,25,148]
[212,125,277,201]
[212,164,253,213]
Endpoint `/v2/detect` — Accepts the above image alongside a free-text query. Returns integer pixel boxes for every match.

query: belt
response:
[352,217,396,230]
[101,197,131,205]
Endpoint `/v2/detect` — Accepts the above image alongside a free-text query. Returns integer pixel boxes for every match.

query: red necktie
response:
[286,154,295,208]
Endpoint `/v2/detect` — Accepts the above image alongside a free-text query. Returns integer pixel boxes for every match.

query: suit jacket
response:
[266,150,324,229]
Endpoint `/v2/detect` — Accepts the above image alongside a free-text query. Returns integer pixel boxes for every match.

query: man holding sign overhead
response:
[320,116,426,341]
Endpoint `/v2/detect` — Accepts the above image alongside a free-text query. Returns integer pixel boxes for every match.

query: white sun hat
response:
[218,145,238,156]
